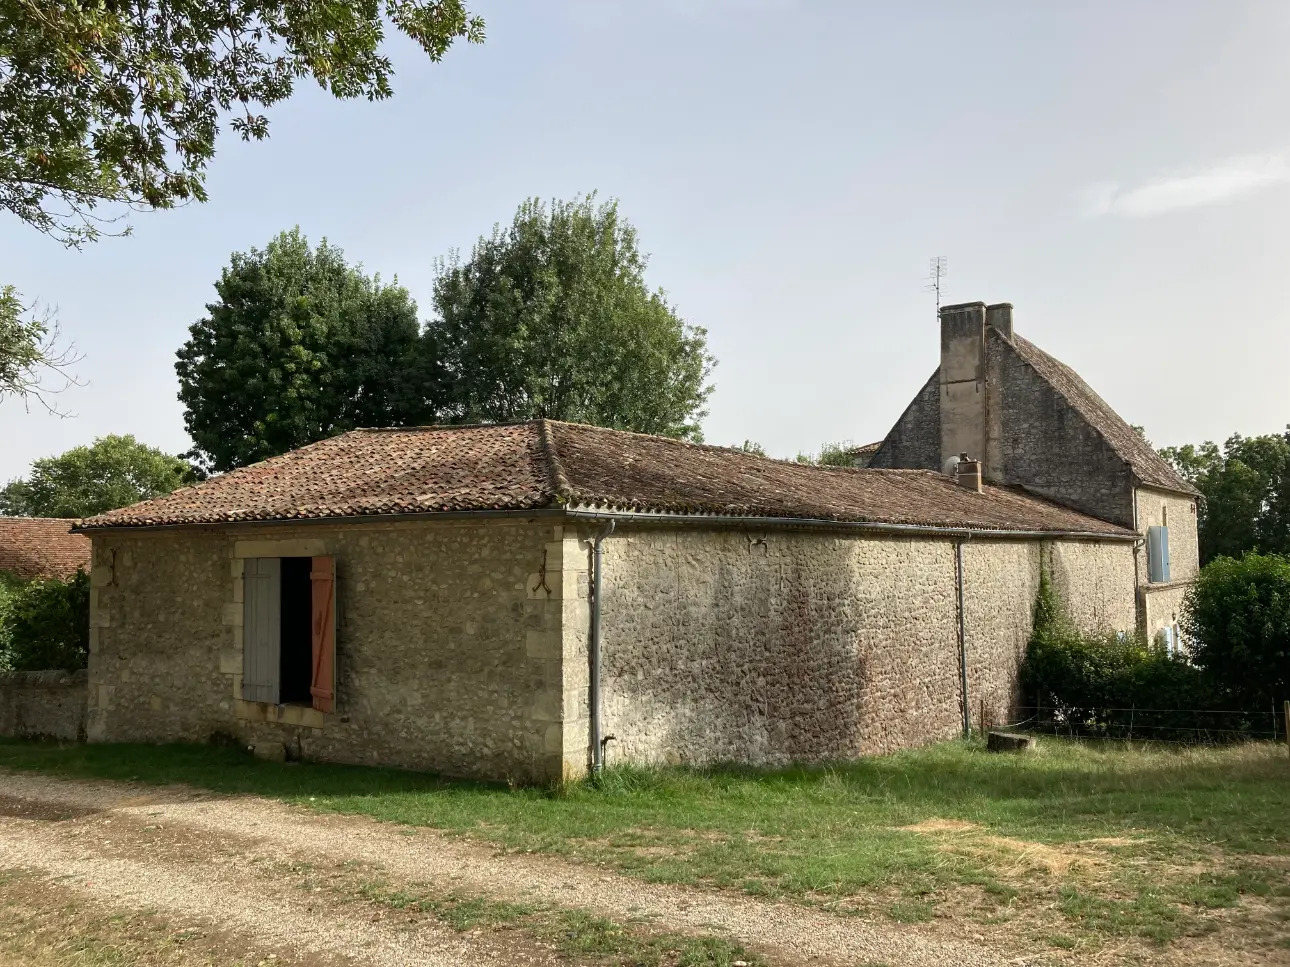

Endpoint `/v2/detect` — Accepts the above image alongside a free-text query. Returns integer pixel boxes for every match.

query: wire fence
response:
[1004,704,1288,745]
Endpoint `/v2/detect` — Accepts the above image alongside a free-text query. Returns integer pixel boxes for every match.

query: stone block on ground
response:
[252,741,287,762]
[986,730,1034,752]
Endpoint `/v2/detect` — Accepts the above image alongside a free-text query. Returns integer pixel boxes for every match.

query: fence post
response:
[1284,700,1289,756]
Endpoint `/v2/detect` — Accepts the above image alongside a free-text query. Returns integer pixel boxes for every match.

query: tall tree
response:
[1,434,195,518]
[176,229,429,473]
[429,195,715,439]
[1160,430,1290,563]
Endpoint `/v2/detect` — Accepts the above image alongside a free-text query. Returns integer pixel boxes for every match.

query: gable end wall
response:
[867,371,941,471]
[991,336,1135,527]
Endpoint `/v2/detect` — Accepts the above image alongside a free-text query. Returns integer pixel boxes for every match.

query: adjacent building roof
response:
[844,441,884,468]
[0,518,91,580]
[1009,334,1197,496]
[78,421,1134,538]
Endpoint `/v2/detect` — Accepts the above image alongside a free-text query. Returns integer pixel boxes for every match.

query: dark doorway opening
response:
[279,557,313,705]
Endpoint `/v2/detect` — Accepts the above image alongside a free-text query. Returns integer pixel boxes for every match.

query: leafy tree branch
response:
[0,286,82,413]
[0,0,483,246]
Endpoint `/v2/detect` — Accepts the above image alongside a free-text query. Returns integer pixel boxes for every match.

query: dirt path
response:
[0,770,1028,967]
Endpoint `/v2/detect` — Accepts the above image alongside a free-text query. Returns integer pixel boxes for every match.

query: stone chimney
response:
[938,302,987,472]
[955,452,983,493]
[985,302,1013,341]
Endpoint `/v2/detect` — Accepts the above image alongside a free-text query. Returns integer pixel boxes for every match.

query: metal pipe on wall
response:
[588,519,616,774]
[955,540,970,738]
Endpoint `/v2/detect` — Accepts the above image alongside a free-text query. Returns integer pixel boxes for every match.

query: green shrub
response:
[1019,570,1228,740]
[1020,628,1211,720]
[0,571,90,671]
[1183,553,1290,709]
[0,575,17,669]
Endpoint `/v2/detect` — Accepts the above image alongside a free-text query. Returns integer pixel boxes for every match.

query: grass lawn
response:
[2,737,1288,957]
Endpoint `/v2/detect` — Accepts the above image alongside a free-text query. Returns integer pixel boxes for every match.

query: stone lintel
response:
[233,539,328,560]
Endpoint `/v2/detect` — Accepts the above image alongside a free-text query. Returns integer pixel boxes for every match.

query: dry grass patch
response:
[901,818,1113,876]
[899,818,980,834]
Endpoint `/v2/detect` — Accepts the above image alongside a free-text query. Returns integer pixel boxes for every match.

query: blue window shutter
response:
[242,557,281,703]
[1147,526,1170,583]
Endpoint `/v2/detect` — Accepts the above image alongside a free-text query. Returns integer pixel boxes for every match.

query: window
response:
[1161,504,1168,527]
[242,555,335,712]
[1147,526,1171,583]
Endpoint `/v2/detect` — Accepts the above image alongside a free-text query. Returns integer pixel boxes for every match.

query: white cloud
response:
[1081,151,1290,218]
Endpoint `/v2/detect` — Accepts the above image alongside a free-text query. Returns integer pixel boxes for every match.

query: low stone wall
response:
[0,669,87,740]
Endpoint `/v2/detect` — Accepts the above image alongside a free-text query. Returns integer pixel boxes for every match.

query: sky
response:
[3,0,1290,480]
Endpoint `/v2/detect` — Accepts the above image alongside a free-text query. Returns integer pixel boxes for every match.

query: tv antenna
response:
[925,257,947,310]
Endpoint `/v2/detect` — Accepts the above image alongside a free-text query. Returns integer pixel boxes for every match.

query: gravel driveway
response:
[0,770,1021,967]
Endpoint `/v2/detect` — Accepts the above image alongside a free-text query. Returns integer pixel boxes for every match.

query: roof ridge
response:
[357,421,538,433]
[536,420,574,503]
[548,420,746,456]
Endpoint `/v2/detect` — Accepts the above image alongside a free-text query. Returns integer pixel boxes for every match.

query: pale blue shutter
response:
[242,558,281,703]
[1147,526,1171,583]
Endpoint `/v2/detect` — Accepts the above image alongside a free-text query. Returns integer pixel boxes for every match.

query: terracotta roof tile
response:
[0,518,91,580]
[79,421,1133,538]
[547,422,1130,534]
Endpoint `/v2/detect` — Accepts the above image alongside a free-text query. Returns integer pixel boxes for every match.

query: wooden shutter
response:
[242,557,281,703]
[310,556,336,713]
[1147,526,1171,583]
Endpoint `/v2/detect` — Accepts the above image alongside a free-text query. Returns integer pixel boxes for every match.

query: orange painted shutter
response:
[310,556,336,713]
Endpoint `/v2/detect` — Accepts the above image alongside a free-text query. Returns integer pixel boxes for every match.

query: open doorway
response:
[279,557,313,704]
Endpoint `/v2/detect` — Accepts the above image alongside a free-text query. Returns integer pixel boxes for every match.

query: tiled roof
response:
[79,421,1133,538]
[0,518,91,580]
[1008,334,1198,496]
[846,442,883,460]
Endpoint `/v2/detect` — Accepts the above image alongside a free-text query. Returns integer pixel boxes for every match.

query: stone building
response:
[868,301,1199,643]
[78,408,1146,782]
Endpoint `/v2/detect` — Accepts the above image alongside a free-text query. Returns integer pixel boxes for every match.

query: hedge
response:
[1183,553,1290,710]
[0,570,90,672]
[1017,569,1263,741]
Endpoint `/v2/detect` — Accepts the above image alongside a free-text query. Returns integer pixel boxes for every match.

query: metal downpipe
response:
[955,540,970,738]
[589,519,616,774]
